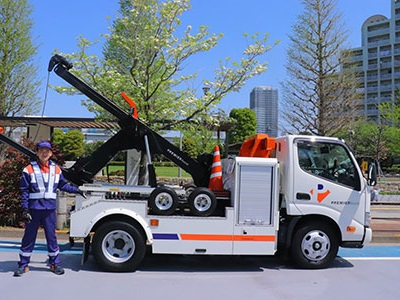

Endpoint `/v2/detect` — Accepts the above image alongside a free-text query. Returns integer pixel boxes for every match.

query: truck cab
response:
[276,135,372,268]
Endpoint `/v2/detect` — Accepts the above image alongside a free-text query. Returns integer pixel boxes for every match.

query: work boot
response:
[50,265,65,275]
[13,266,29,277]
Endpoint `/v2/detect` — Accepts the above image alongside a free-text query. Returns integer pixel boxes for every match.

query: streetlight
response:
[202,86,210,95]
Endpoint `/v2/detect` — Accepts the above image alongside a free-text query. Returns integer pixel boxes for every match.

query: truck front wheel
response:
[92,221,146,272]
[290,221,338,269]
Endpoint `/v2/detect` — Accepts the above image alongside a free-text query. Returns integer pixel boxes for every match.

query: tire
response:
[148,187,179,215]
[183,184,196,196]
[92,221,146,272]
[290,221,339,269]
[187,187,217,217]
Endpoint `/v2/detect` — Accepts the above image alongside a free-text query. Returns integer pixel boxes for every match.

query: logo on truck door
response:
[310,184,331,203]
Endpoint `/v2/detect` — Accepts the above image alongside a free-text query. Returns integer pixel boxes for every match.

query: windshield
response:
[297,140,361,191]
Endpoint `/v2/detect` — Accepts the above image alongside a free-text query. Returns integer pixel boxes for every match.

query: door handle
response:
[296,192,311,200]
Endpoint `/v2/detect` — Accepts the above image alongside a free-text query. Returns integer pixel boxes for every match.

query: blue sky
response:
[29,0,389,118]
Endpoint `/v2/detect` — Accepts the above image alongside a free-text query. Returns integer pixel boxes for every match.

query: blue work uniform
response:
[18,160,79,268]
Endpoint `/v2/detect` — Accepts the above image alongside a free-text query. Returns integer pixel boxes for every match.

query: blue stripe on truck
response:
[153,233,179,240]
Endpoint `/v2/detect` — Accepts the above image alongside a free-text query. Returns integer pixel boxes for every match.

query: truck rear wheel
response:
[290,221,338,269]
[92,221,146,272]
[188,187,217,217]
[149,186,179,215]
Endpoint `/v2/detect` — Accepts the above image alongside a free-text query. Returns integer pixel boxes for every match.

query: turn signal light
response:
[150,219,159,227]
[347,226,356,232]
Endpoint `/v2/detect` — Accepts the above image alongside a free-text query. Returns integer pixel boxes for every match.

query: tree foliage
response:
[0,139,33,226]
[282,0,359,136]
[227,108,257,144]
[346,122,388,161]
[52,129,84,161]
[379,89,400,127]
[338,121,400,169]
[179,136,198,158]
[53,0,275,133]
[84,140,105,156]
[0,0,40,119]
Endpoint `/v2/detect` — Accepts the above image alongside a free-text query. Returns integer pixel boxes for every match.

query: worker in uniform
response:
[14,141,81,277]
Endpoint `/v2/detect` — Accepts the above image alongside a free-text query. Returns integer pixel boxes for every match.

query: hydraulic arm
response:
[47,55,212,187]
[0,133,81,184]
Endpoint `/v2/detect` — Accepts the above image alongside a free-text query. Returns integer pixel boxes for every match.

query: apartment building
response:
[347,0,400,122]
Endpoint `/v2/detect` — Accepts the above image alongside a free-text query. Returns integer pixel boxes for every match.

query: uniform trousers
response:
[18,209,61,268]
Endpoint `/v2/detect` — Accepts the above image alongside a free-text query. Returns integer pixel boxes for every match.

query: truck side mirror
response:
[367,163,377,186]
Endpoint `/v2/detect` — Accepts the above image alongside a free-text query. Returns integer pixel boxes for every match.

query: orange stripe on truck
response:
[180,234,275,242]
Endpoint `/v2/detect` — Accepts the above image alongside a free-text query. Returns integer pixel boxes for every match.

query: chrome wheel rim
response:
[102,230,135,263]
[300,230,330,261]
[193,194,212,212]
[154,192,174,211]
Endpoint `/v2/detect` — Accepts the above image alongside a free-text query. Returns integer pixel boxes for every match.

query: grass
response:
[104,165,190,178]
[156,166,190,178]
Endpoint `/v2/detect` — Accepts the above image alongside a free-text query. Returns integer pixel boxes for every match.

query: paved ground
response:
[370,204,400,243]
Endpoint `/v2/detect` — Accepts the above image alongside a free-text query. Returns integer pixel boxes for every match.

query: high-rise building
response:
[250,86,278,137]
[346,0,400,122]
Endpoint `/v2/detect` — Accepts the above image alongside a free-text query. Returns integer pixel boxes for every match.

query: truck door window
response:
[297,140,361,190]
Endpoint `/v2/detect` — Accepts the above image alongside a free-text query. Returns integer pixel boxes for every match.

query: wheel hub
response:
[155,192,173,210]
[313,241,322,251]
[102,230,135,263]
[301,230,330,261]
[194,195,211,211]
[114,238,125,250]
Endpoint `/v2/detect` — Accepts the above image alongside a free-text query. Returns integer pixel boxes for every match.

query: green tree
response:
[180,125,217,156]
[52,129,65,149]
[54,0,275,133]
[180,136,198,158]
[227,108,257,144]
[383,126,400,158]
[0,139,33,226]
[379,89,400,126]
[52,129,84,160]
[84,140,105,156]
[282,0,358,136]
[0,0,40,119]
[0,0,40,158]
[340,122,389,163]
[63,130,84,160]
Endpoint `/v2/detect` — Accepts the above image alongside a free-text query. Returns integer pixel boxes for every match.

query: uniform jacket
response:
[20,160,79,210]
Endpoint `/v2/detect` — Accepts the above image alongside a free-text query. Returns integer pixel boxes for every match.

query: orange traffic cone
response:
[208,145,223,190]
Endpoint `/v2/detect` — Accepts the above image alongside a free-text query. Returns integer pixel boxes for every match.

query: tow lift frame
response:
[43,55,212,187]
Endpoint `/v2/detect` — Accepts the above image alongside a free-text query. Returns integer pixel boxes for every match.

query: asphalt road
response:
[0,205,399,300]
[0,248,399,300]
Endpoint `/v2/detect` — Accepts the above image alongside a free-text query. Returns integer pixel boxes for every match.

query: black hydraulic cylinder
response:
[0,133,36,161]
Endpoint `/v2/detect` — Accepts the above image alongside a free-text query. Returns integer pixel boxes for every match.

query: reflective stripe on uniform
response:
[48,250,59,257]
[19,250,32,257]
[29,161,57,199]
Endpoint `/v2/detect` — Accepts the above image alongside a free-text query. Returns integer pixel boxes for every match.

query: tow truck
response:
[0,55,376,271]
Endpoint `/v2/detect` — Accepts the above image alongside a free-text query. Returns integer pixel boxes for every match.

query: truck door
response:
[293,139,367,241]
[232,158,279,255]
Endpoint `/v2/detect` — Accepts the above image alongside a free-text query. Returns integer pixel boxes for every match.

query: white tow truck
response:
[71,134,375,271]
[0,55,376,271]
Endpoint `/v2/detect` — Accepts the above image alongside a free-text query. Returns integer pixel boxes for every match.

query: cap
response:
[36,141,53,151]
